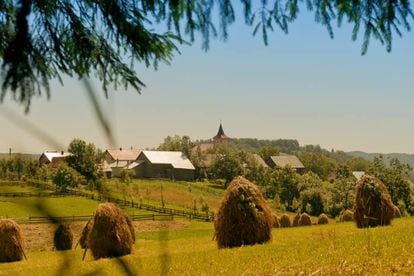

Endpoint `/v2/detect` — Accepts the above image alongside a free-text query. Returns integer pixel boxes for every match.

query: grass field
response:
[1,218,414,275]
[103,179,225,212]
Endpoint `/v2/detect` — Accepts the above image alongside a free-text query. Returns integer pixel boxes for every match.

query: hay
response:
[0,219,25,263]
[214,176,273,248]
[340,209,354,222]
[88,203,136,259]
[79,219,93,249]
[271,213,280,228]
[317,213,329,225]
[394,206,402,218]
[298,213,312,226]
[292,213,300,227]
[279,214,291,228]
[54,224,73,251]
[354,175,395,228]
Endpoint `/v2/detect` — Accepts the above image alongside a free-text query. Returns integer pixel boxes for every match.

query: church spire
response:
[213,122,229,143]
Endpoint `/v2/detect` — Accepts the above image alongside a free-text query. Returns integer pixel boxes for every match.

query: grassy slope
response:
[1,218,414,275]
[103,179,225,212]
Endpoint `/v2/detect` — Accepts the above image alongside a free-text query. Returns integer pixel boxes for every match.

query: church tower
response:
[212,123,230,145]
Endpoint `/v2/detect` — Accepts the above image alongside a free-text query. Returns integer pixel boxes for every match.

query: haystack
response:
[0,219,25,262]
[54,224,73,251]
[317,213,329,225]
[298,213,312,226]
[394,206,402,218]
[292,213,300,227]
[214,176,273,248]
[271,213,280,228]
[354,175,395,228]
[88,203,136,259]
[340,209,354,222]
[279,214,291,228]
[79,219,93,249]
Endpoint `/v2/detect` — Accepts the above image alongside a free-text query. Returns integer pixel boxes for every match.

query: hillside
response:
[348,151,414,168]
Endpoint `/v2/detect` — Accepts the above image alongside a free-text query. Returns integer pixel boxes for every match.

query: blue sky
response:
[1,6,413,154]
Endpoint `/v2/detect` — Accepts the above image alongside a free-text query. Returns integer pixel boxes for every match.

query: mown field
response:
[1,218,414,275]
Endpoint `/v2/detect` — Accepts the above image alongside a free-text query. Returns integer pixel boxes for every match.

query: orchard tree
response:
[66,138,103,183]
[209,144,243,186]
[0,1,412,112]
[158,135,194,158]
[52,162,84,192]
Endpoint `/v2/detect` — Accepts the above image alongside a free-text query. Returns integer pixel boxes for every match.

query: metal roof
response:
[105,148,141,161]
[41,151,71,162]
[141,151,195,170]
[270,155,304,169]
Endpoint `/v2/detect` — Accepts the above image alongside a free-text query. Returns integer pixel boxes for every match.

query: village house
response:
[103,148,141,177]
[268,155,305,174]
[129,151,195,181]
[39,151,71,167]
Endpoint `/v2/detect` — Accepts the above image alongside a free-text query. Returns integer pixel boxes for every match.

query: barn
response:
[131,151,195,181]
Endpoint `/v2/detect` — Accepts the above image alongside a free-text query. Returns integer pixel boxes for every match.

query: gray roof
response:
[253,154,269,168]
[105,148,141,161]
[141,151,195,170]
[270,155,304,169]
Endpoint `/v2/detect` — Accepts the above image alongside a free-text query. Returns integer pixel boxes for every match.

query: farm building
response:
[268,155,305,174]
[253,154,269,168]
[39,151,71,167]
[103,148,141,177]
[130,151,195,181]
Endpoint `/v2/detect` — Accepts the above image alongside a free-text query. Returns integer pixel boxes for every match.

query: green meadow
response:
[1,218,414,275]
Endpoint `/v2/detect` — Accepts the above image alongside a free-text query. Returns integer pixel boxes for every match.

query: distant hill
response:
[347,151,414,168]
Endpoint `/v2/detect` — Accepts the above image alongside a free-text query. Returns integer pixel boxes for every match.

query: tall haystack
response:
[79,219,93,249]
[88,203,136,259]
[279,214,291,228]
[298,213,312,226]
[214,176,273,248]
[340,209,354,222]
[0,219,25,263]
[54,224,73,251]
[292,213,300,227]
[318,213,329,225]
[271,213,280,228]
[354,175,395,228]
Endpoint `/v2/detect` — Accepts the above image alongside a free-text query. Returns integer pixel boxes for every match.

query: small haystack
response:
[0,219,26,263]
[279,214,291,228]
[88,203,136,259]
[298,213,312,226]
[354,175,395,228]
[214,176,273,248]
[79,219,93,249]
[340,209,354,222]
[318,213,329,225]
[292,213,300,227]
[271,213,280,228]
[54,224,73,251]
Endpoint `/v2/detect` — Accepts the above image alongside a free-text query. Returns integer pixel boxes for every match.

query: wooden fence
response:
[3,180,215,222]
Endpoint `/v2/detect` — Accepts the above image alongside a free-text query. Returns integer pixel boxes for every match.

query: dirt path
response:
[20,220,191,252]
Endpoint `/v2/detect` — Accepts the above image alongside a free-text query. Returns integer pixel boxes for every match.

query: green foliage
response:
[66,138,103,183]
[269,167,300,211]
[209,144,243,185]
[368,155,413,213]
[258,146,279,163]
[230,138,299,154]
[52,162,84,192]
[299,152,337,180]
[328,176,356,218]
[158,135,194,158]
[1,1,412,111]
[0,155,39,180]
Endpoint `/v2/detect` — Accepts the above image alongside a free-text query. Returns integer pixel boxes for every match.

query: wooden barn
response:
[130,151,195,181]
[268,155,305,174]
